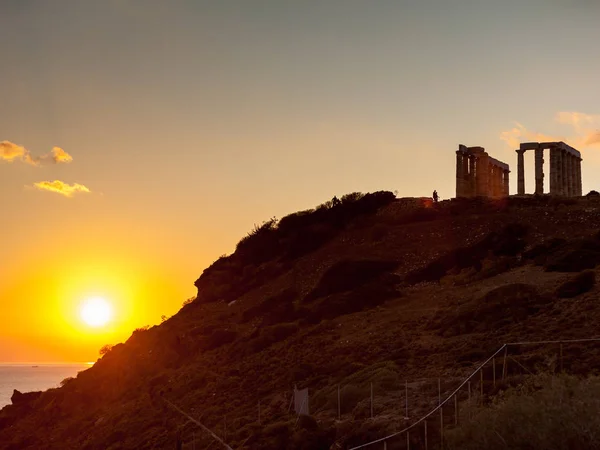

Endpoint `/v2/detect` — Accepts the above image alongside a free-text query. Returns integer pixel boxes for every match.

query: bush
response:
[407,224,528,284]
[545,248,600,272]
[433,284,549,336]
[445,375,600,450]
[249,323,299,353]
[305,260,399,302]
[205,329,238,350]
[99,344,113,356]
[556,270,596,298]
[241,288,298,325]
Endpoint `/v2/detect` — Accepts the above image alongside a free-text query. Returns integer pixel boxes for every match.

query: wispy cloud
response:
[0,141,73,165]
[32,180,91,197]
[501,112,600,150]
[500,123,564,149]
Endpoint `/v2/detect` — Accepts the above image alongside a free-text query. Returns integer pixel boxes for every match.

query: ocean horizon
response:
[0,363,91,408]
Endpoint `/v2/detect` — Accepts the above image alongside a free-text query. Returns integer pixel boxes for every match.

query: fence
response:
[348,337,600,450]
[163,337,600,449]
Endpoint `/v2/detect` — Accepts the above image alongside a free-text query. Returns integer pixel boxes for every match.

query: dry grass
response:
[445,374,600,450]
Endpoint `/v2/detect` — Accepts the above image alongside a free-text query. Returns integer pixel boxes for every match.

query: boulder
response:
[11,389,41,406]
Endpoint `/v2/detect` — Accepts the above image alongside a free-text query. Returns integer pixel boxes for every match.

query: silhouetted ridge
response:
[193,191,395,303]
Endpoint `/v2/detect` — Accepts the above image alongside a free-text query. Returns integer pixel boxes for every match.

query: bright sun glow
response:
[80,297,112,327]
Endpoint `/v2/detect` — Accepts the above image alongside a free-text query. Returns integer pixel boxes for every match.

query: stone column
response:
[456,151,464,197]
[549,147,558,195]
[462,153,469,195]
[468,156,476,197]
[565,153,572,197]
[576,158,583,196]
[535,147,544,195]
[559,150,566,196]
[516,149,525,195]
[556,149,564,196]
[503,169,510,197]
[476,154,489,197]
[497,168,503,197]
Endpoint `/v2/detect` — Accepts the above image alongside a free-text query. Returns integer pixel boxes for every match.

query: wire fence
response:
[164,337,600,449]
[348,337,600,450]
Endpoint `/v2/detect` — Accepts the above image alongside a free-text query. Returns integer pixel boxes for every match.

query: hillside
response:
[2,192,600,449]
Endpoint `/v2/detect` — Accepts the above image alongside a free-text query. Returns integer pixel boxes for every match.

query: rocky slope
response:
[2,193,600,449]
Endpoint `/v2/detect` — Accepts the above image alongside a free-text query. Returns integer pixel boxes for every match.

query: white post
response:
[438,378,441,405]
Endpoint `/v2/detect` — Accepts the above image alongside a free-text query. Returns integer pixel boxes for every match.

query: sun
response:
[80,297,112,327]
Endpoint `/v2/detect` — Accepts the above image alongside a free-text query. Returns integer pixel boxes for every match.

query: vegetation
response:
[98,344,113,356]
[445,375,600,450]
[3,195,600,449]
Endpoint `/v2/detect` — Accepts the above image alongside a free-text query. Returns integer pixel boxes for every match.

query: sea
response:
[0,363,90,408]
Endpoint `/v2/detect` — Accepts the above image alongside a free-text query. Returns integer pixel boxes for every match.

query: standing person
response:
[433,190,439,203]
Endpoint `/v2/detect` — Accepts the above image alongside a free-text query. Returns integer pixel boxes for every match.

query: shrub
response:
[406,224,528,284]
[445,375,600,450]
[433,284,549,337]
[99,344,113,356]
[60,377,75,387]
[305,260,399,302]
[241,288,298,325]
[556,270,596,298]
[249,323,299,353]
[205,329,238,350]
[182,296,196,306]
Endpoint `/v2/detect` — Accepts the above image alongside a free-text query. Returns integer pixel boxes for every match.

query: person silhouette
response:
[433,190,439,203]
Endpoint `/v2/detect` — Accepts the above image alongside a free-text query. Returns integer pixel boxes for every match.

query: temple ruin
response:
[516,142,582,196]
[456,145,510,198]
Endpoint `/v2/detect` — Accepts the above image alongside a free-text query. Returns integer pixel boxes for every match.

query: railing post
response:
[468,381,471,420]
[405,380,409,419]
[407,430,410,450]
[454,394,458,426]
[440,407,444,447]
[438,378,441,405]
[424,420,428,450]
[480,368,483,404]
[371,382,374,419]
[493,357,496,387]
[502,346,508,380]
[338,384,341,419]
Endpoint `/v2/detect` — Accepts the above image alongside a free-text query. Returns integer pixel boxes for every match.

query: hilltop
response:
[2,192,600,449]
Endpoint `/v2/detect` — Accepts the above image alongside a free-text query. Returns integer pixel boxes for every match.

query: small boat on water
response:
[31,365,38,368]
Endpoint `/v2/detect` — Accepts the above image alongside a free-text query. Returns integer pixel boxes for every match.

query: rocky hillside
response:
[2,192,600,449]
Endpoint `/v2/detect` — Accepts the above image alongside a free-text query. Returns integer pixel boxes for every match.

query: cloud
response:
[0,141,73,165]
[42,147,73,164]
[1,141,28,162]
[32,180,91,197]
[500,123,563,149]
[501,112,600,150]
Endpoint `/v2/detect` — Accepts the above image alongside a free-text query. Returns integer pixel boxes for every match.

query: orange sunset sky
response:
[2,1,600,362]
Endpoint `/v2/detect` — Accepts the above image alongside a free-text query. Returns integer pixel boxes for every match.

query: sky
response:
[1,0,600,362]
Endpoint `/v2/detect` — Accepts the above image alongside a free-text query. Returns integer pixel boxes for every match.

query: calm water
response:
[0,364,90,408]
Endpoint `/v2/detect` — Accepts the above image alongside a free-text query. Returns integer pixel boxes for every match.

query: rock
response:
[11,389,41,406]
[556,271,596,298]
